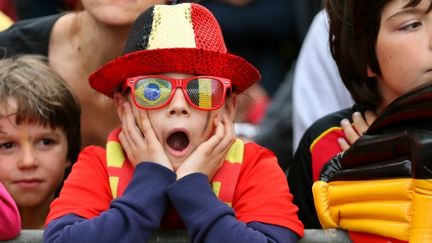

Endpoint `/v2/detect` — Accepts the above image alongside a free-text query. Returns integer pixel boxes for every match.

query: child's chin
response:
[170,159,183,171]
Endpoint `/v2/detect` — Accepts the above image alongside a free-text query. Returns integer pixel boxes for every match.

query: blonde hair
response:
[0,55,81,163]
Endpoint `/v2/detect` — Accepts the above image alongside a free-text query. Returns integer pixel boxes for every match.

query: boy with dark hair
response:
[289,0,432,240]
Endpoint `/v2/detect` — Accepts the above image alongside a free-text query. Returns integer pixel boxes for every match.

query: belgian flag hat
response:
[89,3,261,97]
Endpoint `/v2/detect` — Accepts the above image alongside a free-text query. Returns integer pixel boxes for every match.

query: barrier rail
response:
[0,229,352,243]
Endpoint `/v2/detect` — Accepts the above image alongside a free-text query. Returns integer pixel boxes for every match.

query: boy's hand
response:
[338,111,377,151]
[176,114,235,181]
[119,102,172,170]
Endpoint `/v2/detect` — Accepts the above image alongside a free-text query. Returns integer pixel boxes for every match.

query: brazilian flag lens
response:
[134,78,172,108]
[133,77,224,109]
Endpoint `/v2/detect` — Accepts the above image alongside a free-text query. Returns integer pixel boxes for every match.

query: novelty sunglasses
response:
[122,75,232,111]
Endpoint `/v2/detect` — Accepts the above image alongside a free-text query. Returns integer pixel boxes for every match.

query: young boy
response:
[0,55,81,229]
[288,0,432,239]
[44,3,304,242]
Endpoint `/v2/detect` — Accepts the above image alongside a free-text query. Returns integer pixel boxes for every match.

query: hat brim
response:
[89,48,261,97]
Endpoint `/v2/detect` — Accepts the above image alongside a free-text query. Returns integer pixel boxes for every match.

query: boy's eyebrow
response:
[36,129,63,139]
[11,127,64,141]
[385,7,424,22]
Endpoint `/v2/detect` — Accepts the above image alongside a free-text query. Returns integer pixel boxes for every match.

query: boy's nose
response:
[168,89,190,116]
[18,145,39,169]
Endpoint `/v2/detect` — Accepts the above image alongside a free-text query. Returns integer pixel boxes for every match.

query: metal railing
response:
[0,229,352,243]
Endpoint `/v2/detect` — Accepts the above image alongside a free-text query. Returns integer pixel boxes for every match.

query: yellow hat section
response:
[148,4,196,50]
[0,11,13,31]
[313,178,432,241]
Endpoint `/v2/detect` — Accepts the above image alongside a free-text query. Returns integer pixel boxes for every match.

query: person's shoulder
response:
[81,145,106,153]
[0,13,65,57]
[78,145,106,161]
[244,141,274,156]
[299,106,357,147]
[71,145,108,175]
[309,107,355,133]
[9,13,64,30]
[243,141,280,167]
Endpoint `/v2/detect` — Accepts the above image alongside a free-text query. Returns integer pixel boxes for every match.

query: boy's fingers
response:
[338,137,350,151]
[212,114,224,138]
[138,111,155,140]
[365,110,377,126]
[352,112,369,135]
[119,131,132,156]
[198,115,225,155]
[220,114,235,149]
[206,115,234,159]
[143,112,165,149]
[124,103,144,145]
[223,114,235,139]
[121,105,134,144]
[340,118,359,144]
[215,115,231,146]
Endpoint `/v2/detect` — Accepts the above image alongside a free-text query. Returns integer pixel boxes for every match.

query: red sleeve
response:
[45,146,112,225]
[232,143,304,237]
[310,127,344,181]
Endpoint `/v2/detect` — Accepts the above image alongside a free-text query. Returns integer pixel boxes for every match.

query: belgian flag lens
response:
[187,78,223,109]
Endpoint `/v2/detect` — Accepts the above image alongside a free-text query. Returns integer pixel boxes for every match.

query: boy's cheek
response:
[206,112,219,137]
[208,124,216,139]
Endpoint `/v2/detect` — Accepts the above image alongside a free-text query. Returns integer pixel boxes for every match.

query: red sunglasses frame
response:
[122,75,232,111]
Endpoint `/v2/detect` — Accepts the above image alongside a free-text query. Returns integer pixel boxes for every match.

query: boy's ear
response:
[367,66,377,77]
[224,93,237,120]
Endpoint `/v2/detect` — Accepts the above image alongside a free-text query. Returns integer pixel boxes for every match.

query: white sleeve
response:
[292,10,354,151]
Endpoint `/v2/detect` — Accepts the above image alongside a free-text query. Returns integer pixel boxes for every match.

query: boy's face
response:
[0,99,70,209]
[374,0,432,109]
[119,73,236,170]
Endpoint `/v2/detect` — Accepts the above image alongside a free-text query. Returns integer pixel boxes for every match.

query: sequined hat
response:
[89,3,261,97]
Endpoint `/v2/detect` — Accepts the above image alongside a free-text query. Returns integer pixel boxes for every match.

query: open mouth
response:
[167,131,190,151]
